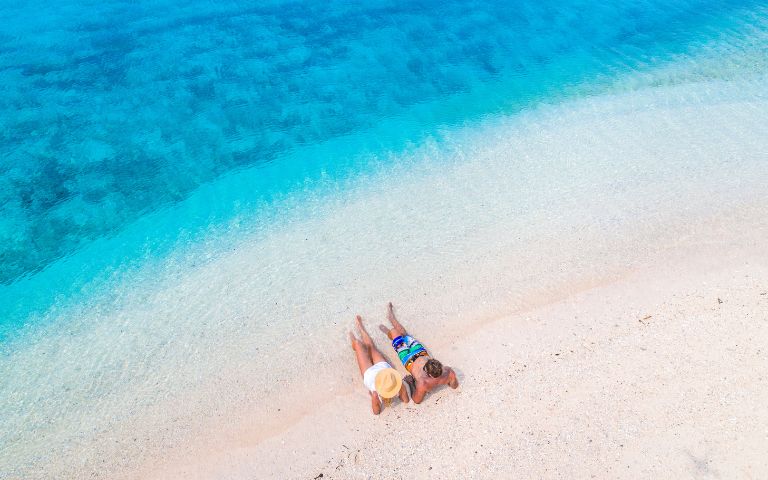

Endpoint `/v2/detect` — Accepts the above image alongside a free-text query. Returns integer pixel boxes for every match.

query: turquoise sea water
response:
[2,2,768,477]
[0,0,763,333]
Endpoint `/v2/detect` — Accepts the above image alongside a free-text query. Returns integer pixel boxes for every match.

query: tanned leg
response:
[379,302,407,339]
[378,324,397,339]
[369,344,388,365]
[351,331,381,415]
[357,315,388,364]
[350,332,373,376]
[355,315,375,347]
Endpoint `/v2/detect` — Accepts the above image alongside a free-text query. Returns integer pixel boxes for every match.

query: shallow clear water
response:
[0,0,763,332]
[2,1,768,478]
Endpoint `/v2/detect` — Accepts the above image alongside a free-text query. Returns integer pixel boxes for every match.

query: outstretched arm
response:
[446,367,459,389]
[370,392,382,415]
[411,384,427,404]
[403,374,416,394]
[398,383,409,403]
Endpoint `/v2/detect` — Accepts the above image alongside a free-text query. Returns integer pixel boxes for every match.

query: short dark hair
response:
[424,359,443,378]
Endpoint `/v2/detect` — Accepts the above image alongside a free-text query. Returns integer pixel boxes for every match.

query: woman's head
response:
[374,368,402,398]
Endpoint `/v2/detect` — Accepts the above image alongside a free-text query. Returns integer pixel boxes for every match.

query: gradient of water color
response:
[1,1,768,478]
[1,0,763,333]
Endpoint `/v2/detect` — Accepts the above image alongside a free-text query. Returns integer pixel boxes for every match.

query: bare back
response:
[409,356,458,404]
[381,302,459,403]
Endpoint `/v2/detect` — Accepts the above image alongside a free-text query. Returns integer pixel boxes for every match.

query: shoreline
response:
[142,199,768,480]
[3,5,768,479]
[3,77,768,479]
[144,199,768,479]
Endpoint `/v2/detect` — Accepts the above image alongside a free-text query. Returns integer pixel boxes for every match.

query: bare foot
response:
[379,324,390,335]
[387,302,396,322]
[355,314,364,331]
[349,331,357,348]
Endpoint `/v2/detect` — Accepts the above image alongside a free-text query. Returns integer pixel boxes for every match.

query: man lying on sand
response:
[350,315,409,415]
[380,302,459,403]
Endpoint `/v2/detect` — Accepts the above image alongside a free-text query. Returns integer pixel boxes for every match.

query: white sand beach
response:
[141,198,768,479]
[2,76,767,479]
[133,80,768,478]
[4,4,768,480]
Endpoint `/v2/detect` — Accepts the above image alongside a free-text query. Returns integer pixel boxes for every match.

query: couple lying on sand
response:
[350,302,459,414]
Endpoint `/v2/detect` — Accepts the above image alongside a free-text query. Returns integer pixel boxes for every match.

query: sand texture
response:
[3,75,767,480]
[145,201,768,479]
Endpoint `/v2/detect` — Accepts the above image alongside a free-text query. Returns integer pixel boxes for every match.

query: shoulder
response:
[438,367,457,384]
[417,374,442,390]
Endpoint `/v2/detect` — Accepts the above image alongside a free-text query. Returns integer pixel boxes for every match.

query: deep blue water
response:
[0,0,762,334]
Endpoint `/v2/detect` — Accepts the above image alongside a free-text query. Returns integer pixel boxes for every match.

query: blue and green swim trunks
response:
[392,335,429,372]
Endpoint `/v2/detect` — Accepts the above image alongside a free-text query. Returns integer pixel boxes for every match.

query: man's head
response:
[423,358,443,378]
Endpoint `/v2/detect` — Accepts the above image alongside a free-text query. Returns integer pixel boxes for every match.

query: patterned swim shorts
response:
[392,335,429,372]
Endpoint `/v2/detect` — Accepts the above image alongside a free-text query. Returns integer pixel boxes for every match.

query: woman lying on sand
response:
[350,315,409,414]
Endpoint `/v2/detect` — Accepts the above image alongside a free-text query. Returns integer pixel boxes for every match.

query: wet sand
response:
[4,77,767,480]
[146,201,768,479]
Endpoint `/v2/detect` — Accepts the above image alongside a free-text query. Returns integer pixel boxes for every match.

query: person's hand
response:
[448,370,459,389]
[403,374,416,393]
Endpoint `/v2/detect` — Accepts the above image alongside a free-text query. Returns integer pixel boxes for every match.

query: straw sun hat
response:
[374,368,402,398]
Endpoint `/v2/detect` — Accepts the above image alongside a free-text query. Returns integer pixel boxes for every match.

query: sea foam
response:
[2,4,768,478]
[2,62,767,478]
